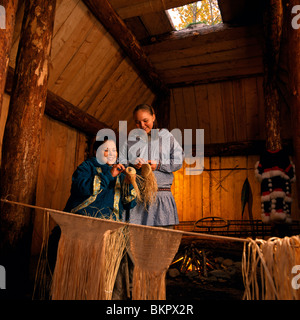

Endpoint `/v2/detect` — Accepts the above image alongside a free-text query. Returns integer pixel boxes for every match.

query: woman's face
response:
[97,140,117,165]
[134,109,155,135]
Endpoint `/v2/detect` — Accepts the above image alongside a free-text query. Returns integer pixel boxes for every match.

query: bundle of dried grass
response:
[242,235,300,300]
[139,163,158,208]
[49,211,125,300]
[103,226,129,300]
[123,166,142,203]
[129,225,182,300]
[123,164,158,208]
[32,210,52,300]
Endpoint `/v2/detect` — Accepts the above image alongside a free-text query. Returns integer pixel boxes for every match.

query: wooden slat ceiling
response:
[7,0,264,130]
[8,0,156,131]
[107,0,264,86]
[142,24,263,86]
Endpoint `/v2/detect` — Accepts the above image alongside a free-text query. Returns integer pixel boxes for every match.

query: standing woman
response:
[121,104,184,228]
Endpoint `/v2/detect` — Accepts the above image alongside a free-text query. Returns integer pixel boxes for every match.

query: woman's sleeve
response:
[71,162,115,197]
[158,134,184,173]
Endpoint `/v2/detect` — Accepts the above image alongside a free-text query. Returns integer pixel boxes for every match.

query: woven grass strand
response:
[50,213,126,300]
[139,163,158,208]
[123,166,142,203]
[242,236,300,300]
[129,225,182,300]
[123,164,158,209]
[32,210,52,299]
[103,226,129,299]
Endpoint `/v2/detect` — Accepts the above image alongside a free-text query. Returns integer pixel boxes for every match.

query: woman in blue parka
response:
[64,138,136,220]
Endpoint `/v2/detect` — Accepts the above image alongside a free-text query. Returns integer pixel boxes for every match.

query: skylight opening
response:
[167,0,222,31]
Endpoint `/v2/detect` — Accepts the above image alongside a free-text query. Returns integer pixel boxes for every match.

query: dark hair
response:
[133,104,158,129]
[133,104,155,116]
[93,136,109,153]
[93,136,118,152]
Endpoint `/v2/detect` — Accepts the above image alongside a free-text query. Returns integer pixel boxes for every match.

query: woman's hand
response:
[134,158,147,169]
[148,160,157,171]
[110,163,125,177]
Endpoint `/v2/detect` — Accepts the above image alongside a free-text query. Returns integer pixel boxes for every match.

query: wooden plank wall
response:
[172,155,299,224]
[1,0,156,253]
[170,76,298,224]
[8,0,155,131]
[170,76,292,144]
[0,96,88,254]
[31,115,88,255]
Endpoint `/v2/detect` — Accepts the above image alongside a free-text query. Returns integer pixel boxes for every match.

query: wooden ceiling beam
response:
[110,0,197,19]
[82,0,169,95]
[5,67,111,136]
[141,24,262,50]
[218,0,263,25]
[218,0,247,24]
[193,140,294,157]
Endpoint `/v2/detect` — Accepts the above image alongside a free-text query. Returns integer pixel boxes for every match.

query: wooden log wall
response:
[8,0,155,132]
[0,0,56,296]
[1,97,88,256]
[170,76,298,223]
[170,76,292,144]
[31,116,88,255]
[172,156,260,222]
[0,0,155,255]
[0,1,297,250]
[172,155,299,223]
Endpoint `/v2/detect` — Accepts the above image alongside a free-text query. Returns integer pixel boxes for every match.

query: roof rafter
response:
[5,67,111,136]
[82,0,169,95]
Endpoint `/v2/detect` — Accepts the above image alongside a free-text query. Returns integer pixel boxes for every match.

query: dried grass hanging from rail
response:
[242,235,300,300]
[49,211,126,300]
[129,225,182,300]
[32,210,52,299]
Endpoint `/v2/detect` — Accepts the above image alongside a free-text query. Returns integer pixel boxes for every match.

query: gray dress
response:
[120,129,183,226]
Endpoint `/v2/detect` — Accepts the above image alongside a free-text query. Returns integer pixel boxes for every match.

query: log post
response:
[282,0,300,206]
[0,0,56,297]
[0,1,18,118]
[262,0,283,151]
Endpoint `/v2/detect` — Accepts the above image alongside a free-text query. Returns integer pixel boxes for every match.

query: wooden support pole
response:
[282,0,300,206]
[262,0,283,151]
[0,1,18,117]
[0,0,56,296]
